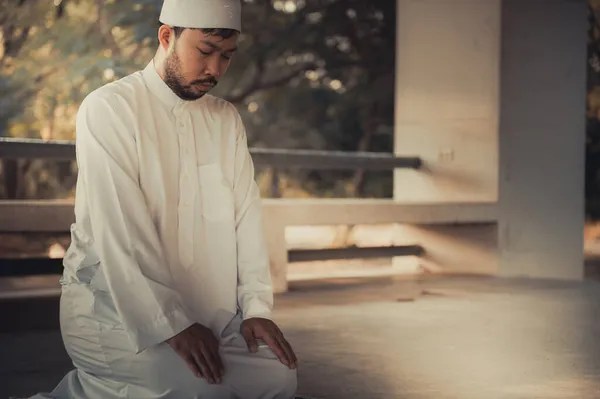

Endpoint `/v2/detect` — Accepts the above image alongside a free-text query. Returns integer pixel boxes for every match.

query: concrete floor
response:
[2,275,600,399]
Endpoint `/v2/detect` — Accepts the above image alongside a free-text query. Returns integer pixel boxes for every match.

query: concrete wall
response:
[394,0,587,279]
[394,0,501,203]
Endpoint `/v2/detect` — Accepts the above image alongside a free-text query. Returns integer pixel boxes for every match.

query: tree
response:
[0,0,397,201]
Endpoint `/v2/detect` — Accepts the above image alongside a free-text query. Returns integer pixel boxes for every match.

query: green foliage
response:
[0,0,396,199]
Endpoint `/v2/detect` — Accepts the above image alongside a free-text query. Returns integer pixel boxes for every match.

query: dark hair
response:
[158,22,238,39]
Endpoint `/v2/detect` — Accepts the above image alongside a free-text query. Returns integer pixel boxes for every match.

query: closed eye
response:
[199,49,232,60]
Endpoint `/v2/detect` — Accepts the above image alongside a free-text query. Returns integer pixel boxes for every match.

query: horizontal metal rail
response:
[0,138,422,170]
[250,148,422,170]
[288,245,424,262]
[0,258,63,277]
[0,245,424,277]
[0,138,75,160]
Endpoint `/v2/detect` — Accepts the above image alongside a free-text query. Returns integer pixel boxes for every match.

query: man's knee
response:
[263,361,298,398]
[143,367,234,398]
[233,357,297,398]
[277,366,298,398]
[125,344,234,398]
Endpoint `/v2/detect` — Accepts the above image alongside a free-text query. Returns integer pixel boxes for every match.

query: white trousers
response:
[31,282,297,399]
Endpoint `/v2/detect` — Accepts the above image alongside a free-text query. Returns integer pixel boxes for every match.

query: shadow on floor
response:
[3,275,600,398]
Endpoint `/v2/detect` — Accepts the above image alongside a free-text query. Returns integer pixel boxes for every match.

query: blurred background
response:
[0,0,398,262]
[2,3,598,398]
[0,0,395,201]
[1,0,598,267]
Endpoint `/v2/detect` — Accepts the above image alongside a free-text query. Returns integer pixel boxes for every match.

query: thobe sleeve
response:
[75,92,194,353]
[230,108,274,321]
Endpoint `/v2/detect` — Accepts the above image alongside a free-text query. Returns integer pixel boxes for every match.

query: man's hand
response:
[240,318,297,369]
[166,323,224,384]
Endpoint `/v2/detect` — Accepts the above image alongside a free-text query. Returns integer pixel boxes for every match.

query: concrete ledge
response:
[0,199,498,233]
[261,199,498,226]
[0,200,499,293]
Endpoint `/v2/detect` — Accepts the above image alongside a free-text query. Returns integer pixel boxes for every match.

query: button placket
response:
[176,109,195,267]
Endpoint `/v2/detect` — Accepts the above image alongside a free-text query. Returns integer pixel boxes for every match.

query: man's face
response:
[164,28,239,101]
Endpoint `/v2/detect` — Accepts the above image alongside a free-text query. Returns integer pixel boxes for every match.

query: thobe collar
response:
[142,59,203,113]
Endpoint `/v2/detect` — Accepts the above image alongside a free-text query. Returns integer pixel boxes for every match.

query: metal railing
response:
[0,138,422,169]
[0,138,425,278]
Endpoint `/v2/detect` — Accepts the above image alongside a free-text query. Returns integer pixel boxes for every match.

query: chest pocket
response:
[198,163,235,221]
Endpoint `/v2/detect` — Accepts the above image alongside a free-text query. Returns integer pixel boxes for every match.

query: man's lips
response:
[194,81,215,89]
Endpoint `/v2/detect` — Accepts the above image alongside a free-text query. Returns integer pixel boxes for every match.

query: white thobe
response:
[31,61,297,399]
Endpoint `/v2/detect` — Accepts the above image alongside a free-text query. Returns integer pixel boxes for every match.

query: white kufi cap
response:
[159,0,241,31]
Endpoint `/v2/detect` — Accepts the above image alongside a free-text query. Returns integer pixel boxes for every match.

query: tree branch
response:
[222,0,346,103]
[224,62,316,104]
[95,0,120,57]
[3,26,31,59]
[245,0,341,61]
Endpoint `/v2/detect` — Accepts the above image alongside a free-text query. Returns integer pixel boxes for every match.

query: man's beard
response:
[164,51,217,101]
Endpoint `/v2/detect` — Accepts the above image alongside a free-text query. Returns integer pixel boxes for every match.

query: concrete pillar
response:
[393,0,501,275]
[393,0,587,279]
[497,1,587,279]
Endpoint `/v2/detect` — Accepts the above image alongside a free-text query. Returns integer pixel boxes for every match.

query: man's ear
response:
[158,24,175,52]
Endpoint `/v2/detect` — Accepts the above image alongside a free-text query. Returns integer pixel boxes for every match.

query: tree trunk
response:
[332,102,379,247]
[270,168,281,198]
[2,159,18,199]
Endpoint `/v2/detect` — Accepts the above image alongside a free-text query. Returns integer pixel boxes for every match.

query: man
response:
[31,0,298,398]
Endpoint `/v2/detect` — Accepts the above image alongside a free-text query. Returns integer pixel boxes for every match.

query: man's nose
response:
[204,56,222,79]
